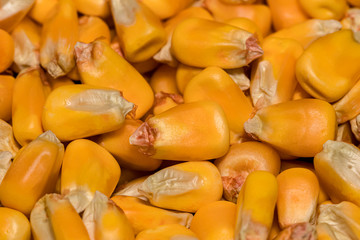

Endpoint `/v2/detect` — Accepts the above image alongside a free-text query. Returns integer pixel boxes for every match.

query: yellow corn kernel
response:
[153,92,183,115]
[184,66,253,136]
[47,75,74,89]
[314,140,360,206]
[171,18,263,69]
[0,75,15,121]
[268,19,342,49]
[318,201,360,239]
[78,16,111,44]
[40,0,78,78]
[138,161,223,212]
[0,0,35,32]
[131,58,159,74]
[113,176,148,200]
[267,0,309,31]
[296,30,360,102]
[292,83,312,100]
[273,222,316,240]
[203,0,272,36]
[336,122,357,144]
[220,0,257,3]
[244,99,337,157]
[75,40,154,119]
[316,223,337,240]
[29,0,58,24]
[136,224,198,240]
[96,119,162,171]
[142,0,194,19]
[235,171,277,240]
[277,168,319,229]
[250,37,303,109]
[0,131,64,215]
[82,192,134,240]
[110,0,166,62]
[42,84,134,141]
[190,201,236,240]
[0,120,19,157]
[74,0,110,18]
[0,207,31,240]
[150,65,179,94]
[226,17,264,43]
[334,77,360,123]
[12,68,48,146]
[215,141,280,203]
[61,139,120,212]
[30,194,90,240]
[298,0,347,20]
[111,195,193,234]
[11,17,41,72]
[0,29,14,73]
[130,101,229,160]
[175,64,202,94]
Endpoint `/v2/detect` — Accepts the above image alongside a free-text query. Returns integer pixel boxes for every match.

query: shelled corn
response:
[2,0,360,239]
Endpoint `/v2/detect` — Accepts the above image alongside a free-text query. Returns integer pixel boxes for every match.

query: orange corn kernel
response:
[250,37,303,109]
[175,63,202,94]
[171,18,263,69]
[78,16,111,44]
[74,0,110,18]
[0,131,64,215]
[137,161,223,212]
[226,17,264,43]
[235,171,278,240]
[136,224,198,240]
[267,0,309,31]
[292,84,312,100]
[11,17,41,72]
[0,29,14,73]
[111,195,193,234]
[153,92,183,115]
[0,207,31,240]
[47,75,74,90]
[298,0,347,20]
[184,66,253,136]
[190,201,236,240]
[61,139,120,213]
[277,168,319,229]
[0,75,15,121]
[29,0,58,24]
[110,0,166,62]
[0,120,19,158]
[40,0,78,78]
[12,68,48,146]
[75,40,154,119]
[296,30,360,102]
[130,101,230,160]
[42,84,134,141]
[317,201,360,239]
[0,0,35,32]
[82,192,135,240]
[203,0,272,36]
[314,140,360,206]
[131,58,159,74]
[244,99,337,157]
[273,222,317,240]
[141,0,194,19]
[220,0,257,3]
[150,65,179,94]
[30,194,90,240]
[96,119,162,171]
[215,141,280,203]
[268,19,342,49]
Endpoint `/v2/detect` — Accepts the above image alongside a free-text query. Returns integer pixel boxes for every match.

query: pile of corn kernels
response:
[1,0,360,239]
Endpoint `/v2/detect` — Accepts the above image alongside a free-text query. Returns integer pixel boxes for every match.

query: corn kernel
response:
[74,0,110,18]
[29,0,58,24]
[136,224,198,240]
[75,40,154,119]
[40,0,78,78]
[0,75,15,121]
[350,115,360,141]
[298,0,347,20]
[138,161,223,212]
[273,222,317,240]
[141,0,194,19]
[0,120,19,158]
[111,195,193,234]
[336,122,357,144]
[0,0,35,32]
[226,68,251,91]
[175,64,202,94]
[0,29,14,73]
[78,16,111,44]
[277,168,319,229]
[316,223,337,240]
[215,141,280,203]
[0,207,31,240]
[113,176,148,200]
[226,17,264,43]
[153,92,183,115]
[0,152,11,186]
[171,18,263,69]
[0,131,64,215]
[130,101,230,160]
[150,65,179,94]
[292,83,312,100]
[42,84,134,141]
[82,191,134,240]
[61,139,120,212]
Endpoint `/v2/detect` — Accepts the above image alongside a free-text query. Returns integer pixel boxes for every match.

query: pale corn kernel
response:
[316,223,337,240]
[0,0,35,32]
[0,152,11,185]
[113,176,148,200]
[0,120,19,157]
[273,222,317,240]
[225,68,251,91]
